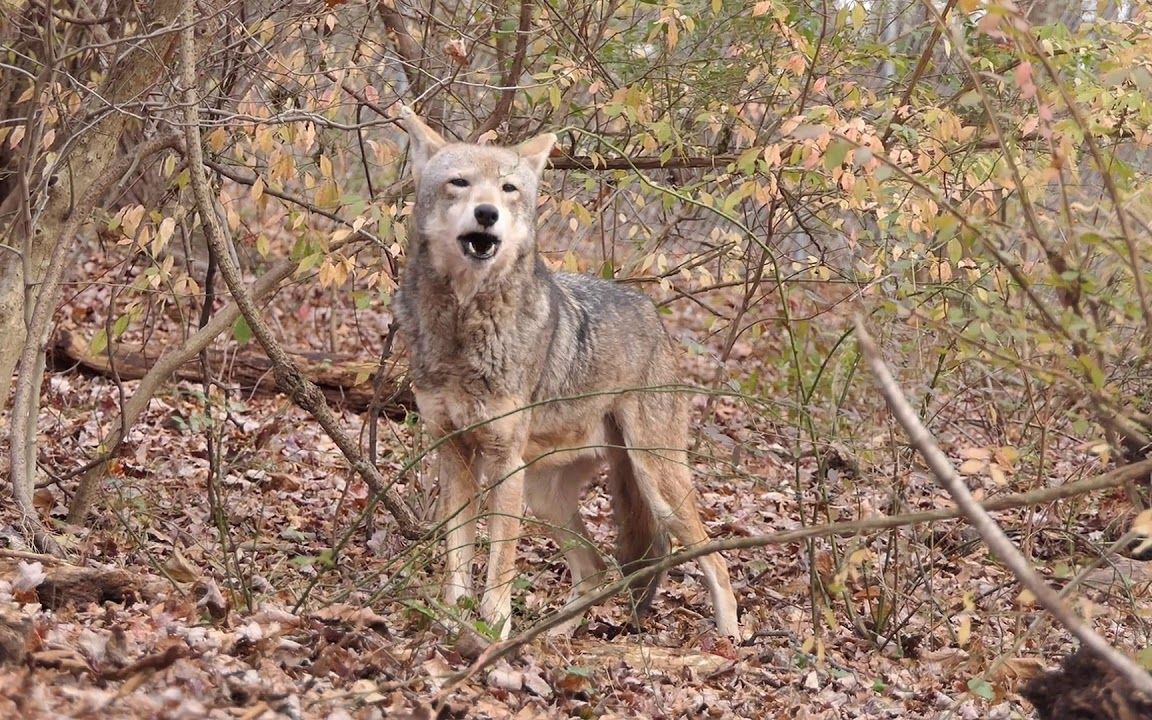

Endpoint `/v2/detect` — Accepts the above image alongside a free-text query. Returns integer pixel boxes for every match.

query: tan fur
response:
[393,107,740,641]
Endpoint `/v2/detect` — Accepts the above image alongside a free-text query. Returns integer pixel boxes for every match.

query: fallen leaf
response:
[13,561,46,592]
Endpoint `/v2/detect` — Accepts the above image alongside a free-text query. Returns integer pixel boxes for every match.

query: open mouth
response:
[458,232,501,260]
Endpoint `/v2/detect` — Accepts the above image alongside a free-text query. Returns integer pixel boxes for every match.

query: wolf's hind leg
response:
[605,435,669,623]
[525,458,607,636]
[615,400,741,639]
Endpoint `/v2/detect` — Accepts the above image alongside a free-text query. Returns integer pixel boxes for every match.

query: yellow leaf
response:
[156,217,176,249]
[993,446,1019,467]
[801,634,815,654]
[207,127,229,152]
[251,175,265,202]
[957,447,992,460]
[988,464,1007,486]
[958,459,986,475]
[121,205,145,238]
[316,180,341,209]
[1129,510,1152,558]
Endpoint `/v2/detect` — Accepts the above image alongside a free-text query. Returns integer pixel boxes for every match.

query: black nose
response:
[474,204,499,228]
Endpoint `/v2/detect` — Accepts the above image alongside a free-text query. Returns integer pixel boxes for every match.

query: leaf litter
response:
[1,250,1148,718]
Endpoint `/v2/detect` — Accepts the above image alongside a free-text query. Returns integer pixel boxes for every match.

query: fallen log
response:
[50,329,414,419]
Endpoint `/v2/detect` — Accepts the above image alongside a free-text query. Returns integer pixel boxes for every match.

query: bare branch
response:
[7,132,180,554]
[472,0,537,139]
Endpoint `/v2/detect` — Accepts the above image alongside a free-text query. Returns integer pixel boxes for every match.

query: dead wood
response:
[99,643,188,682]
[9,563,140,610]
[1022,647,1152,720]
[0,614,34,665]
[50,329,414,420]
[36,565,136,609]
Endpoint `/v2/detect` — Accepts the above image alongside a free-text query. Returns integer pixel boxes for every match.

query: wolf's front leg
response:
[436,443,479,608]
[480,461,525,640]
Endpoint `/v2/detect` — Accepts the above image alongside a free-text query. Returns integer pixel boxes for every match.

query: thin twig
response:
[879,0,959,148]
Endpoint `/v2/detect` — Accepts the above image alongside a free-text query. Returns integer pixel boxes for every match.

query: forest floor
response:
[1,246,1150,719]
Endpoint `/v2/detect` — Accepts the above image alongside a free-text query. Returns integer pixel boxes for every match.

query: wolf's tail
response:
[606,420,670,622]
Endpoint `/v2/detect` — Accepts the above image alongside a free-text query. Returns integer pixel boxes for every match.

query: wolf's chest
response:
[412,382,614,469]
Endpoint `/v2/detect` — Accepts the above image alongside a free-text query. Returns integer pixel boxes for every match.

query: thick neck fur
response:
[398,233,554,397]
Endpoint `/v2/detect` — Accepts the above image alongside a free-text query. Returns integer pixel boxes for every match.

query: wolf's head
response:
[399,107,556,298]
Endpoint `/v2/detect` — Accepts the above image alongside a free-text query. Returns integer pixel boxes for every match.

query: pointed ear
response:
[398,105,446,181]
[516,132,557,177]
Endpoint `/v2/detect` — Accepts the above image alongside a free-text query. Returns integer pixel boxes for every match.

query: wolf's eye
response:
[502,183,518,193]
[449,178,469,188]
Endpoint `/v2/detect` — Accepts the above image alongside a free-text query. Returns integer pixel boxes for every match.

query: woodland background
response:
[2,0,1152,717]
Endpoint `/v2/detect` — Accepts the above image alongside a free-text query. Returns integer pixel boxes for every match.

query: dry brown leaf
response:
[163,547,199,584]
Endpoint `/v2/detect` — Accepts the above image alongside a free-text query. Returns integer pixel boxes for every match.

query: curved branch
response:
[8,132,180,554]
[65,255,299,523]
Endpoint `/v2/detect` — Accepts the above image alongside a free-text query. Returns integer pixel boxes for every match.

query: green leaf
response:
[474,619,503,640]
[737,146,761,175]
[823,140,851,171]
[967,677,995,700]
[563,665,596,678]
[89,329,108,355]
[233,316,253,344]
[1137,647,1152,671]
[112,313,131,338]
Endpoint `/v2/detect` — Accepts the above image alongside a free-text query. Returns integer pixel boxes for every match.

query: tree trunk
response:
[0,0,183,417]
